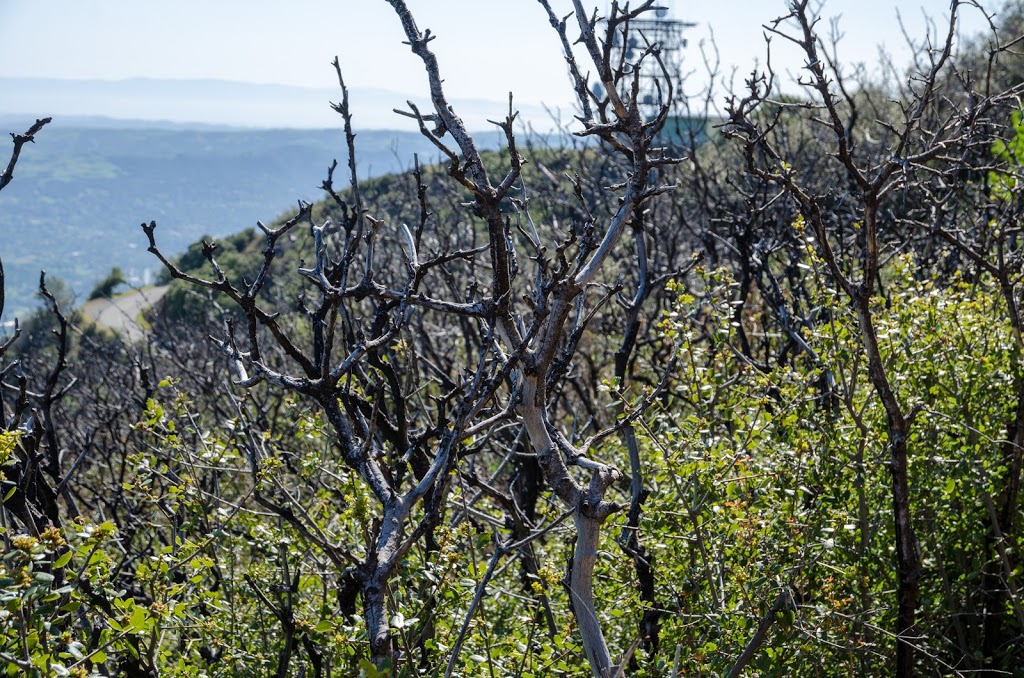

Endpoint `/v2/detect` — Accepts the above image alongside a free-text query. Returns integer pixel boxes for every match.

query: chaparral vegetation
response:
[2,1,1024,676]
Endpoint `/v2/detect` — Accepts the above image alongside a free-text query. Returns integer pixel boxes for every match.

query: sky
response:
[0,0,1001,129]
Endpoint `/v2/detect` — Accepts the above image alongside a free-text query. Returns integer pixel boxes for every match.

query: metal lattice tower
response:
[602,5,695,111]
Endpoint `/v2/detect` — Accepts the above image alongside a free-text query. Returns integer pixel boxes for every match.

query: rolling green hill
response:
[0,117,501,318]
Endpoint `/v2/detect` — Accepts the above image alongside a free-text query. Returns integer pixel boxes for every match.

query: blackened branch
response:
[0,117,51,193]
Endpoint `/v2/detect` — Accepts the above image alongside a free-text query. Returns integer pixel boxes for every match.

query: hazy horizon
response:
[0,75,572,132]
[1,1,1000,129]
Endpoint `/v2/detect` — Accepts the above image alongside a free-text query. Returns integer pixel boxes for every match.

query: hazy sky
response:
[0,0,1000,128]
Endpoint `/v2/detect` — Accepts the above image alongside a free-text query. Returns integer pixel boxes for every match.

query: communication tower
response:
[596,4,695,113]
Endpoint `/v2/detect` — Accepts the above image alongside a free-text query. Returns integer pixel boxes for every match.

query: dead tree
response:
[0,118,71,535]
[143,2,679,673]
[723,1,1018,673]
[909,51,1024,668]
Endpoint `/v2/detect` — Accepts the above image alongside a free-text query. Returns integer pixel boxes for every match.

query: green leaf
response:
[129,605,150,632]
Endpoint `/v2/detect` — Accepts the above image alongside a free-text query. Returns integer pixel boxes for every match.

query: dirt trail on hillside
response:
[81,286,169,343]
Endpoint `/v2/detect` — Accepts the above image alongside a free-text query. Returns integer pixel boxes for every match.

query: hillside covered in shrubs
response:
[2,1,1024,676]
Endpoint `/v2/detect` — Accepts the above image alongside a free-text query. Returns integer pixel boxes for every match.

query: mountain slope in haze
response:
[0,117,506,318]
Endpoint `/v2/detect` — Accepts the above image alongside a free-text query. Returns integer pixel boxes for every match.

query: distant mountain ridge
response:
[0,77,565,130]
[0,113,245,132]
[0,115,507,318]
